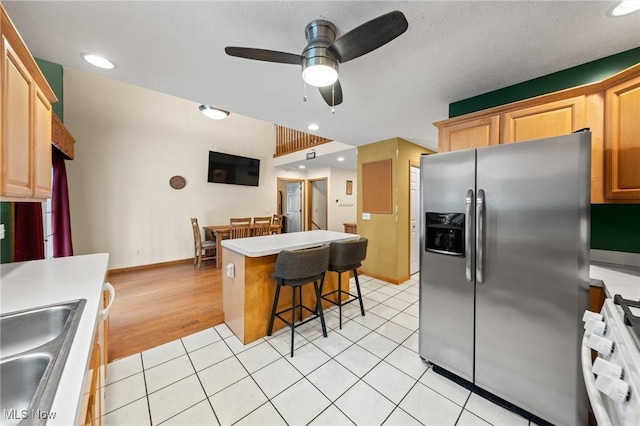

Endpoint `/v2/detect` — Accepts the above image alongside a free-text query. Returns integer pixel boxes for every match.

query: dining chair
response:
[267,245,330,357]
[252,216,272,236]
[271,214,284,234]
[229,217,252,239]
[190,217,216,268]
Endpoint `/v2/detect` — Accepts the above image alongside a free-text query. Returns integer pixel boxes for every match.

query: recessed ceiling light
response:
[82,54,116,69]
[610,0,640,16]
[337,157,345,162]
[199,105,230,120]
[307,123,320,131]
[298,165,306,169]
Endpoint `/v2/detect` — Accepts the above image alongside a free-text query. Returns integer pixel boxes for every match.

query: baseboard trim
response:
[359,270,411,285]
[108,258,194,275]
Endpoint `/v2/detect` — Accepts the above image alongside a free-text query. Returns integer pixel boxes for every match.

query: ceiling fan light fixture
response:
[302,56,338,87]
[199,105,230,120]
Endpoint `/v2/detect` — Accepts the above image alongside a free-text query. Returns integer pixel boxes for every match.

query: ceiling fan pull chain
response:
[303,81,307,102]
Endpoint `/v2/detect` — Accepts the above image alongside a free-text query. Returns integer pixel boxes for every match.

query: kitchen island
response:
[0,253,109,426]
[221,230,359,344]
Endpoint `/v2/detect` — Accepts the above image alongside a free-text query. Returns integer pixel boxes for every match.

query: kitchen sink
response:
[0,300,86,426]
[0,354,52,420]
[1,305,73,359]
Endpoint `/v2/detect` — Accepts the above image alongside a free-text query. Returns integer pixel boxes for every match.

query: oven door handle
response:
[581,329,614,426]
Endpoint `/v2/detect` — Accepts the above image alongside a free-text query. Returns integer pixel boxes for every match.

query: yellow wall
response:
[357,138,434,283]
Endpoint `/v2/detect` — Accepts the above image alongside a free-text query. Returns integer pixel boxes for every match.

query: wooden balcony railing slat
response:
[274,125,332,157]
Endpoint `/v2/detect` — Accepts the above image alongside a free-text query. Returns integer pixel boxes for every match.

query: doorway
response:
[277,178,304,233]
[410,164,420,275]
[306,178,328,230]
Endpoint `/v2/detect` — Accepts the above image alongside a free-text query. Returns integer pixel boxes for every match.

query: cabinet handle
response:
[100,282,116,317]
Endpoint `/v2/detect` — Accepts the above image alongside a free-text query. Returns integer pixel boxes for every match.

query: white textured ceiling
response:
[4,1,639,152]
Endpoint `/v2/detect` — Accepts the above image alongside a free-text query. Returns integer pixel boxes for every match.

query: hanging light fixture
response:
[301,20,339,87]
[199,105,230,120]
[302,56,338,87]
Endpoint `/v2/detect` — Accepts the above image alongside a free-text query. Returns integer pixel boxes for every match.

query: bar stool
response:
[321,238,368,329]
[267,245,330,357]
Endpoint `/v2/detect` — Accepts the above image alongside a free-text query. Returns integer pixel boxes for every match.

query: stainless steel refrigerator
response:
[419,132,590,425]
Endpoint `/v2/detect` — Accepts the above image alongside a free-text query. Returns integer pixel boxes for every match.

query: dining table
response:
[203,223,281,268]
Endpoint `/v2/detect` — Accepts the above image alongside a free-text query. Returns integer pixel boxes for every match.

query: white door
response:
[410,165,420,275]
[287,182,302,232]
[311,180,327,230]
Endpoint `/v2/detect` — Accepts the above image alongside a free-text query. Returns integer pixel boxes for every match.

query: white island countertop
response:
[0,253,109,426]
[222,230,359,257]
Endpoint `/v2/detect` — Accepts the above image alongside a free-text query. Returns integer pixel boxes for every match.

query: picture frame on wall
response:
[346,180,353,195]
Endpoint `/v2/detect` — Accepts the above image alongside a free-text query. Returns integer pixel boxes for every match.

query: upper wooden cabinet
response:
[1,5,57,201]
[502,95,586,144]
[604,68,640,201]
[434,64,640,204]
[438,116,499,152]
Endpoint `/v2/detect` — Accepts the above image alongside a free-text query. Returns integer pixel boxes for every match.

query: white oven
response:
[582,296,640,425]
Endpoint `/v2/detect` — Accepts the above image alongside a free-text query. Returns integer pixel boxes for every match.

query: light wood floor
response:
[107,260,223,362]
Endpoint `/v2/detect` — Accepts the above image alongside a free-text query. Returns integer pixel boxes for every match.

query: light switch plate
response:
[0,223,4,240]
[362,213,371,220]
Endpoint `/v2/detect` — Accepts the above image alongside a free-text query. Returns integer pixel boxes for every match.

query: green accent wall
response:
[450,47,640,117]
[1,203,12,263]
[448,48,640,254]
[35,57,63,120]
[592,205,640,254]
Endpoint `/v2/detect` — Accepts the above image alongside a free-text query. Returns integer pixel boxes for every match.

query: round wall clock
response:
[169,175,186,190]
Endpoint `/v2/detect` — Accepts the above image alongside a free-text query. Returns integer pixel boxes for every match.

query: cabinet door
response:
[33,86,52,198]
[2,38,33,197]
[502,96,586,144]
[605,74,640,201]
[438,116,499,152]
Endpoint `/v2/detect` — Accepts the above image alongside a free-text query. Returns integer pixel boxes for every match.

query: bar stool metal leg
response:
[267,282,281,336]
[290,285,296,357]
[337,272,344,329]
[314,280,328,337]
[354,269,365,316]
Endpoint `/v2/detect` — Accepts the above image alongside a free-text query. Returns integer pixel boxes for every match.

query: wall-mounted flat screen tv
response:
[207,151,260,186]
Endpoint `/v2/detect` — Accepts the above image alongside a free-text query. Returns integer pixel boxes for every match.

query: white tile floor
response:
[101,274,533,426]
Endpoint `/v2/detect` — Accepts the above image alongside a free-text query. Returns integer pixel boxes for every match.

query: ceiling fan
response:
[225,11,408,107]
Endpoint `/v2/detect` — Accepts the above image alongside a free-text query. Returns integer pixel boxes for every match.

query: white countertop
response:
[221,230,359,257]
[590,262,640,300]
[0,253,109,426]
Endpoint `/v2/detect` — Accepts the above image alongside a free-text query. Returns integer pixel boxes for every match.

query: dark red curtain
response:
[14,202,45,262]
[52,147,73,257]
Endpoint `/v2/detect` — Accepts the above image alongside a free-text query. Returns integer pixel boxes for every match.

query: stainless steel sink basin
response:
[0,354,52,423]
[1,305,73,359]
[0,300,86,426]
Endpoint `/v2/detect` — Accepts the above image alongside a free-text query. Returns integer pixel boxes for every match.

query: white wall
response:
[64,68,303,269]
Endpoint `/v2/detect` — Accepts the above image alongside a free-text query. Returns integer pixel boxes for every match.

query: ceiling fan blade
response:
[318,80,343,106]
[328,11,408,63]
[225,47,302,65]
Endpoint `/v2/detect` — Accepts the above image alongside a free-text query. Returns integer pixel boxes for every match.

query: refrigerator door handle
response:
[465,189,474,282]
[476,189,485,283]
